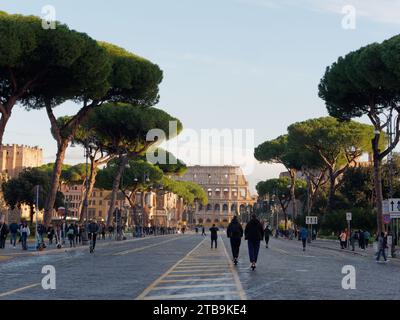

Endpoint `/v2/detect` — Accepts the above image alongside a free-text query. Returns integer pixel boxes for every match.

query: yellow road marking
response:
[0,283,40,297]
[164,273,232,278]
[153,283,236,290]
[221,240,247,301]
[160,278,233,283]
[143,291,239,300]
[137,238,247,301]
[0,256,13,262]
[171,269,225,273]
[136,239,206,300]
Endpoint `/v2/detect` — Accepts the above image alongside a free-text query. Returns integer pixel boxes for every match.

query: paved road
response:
[1,233,399,300]
[223,236,400,300]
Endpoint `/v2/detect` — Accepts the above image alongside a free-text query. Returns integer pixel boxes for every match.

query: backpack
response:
[67,228,74,236]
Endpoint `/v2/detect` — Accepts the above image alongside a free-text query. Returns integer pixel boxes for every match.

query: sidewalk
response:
[0,233,182,259]
[310,237,400,262]
[275,235,400,262]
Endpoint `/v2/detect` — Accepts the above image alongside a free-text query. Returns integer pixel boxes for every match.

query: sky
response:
[2,0,400,192]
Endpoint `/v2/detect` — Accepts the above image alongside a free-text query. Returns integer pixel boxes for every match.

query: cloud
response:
[237,0,400,25]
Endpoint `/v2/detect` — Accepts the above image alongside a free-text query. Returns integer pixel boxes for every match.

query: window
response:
[99,200,102,206]
[206,204,212,211]
[92,200,96,205]
[222,204,228,212]
[214,204,220,212]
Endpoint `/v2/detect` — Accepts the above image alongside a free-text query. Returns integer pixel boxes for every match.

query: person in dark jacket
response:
[244,214,264,270]
[0,221,9,249]
[209,224,219,249]
[264,224,272,248]
[9,222,19,248]
[88,220,100,252]
[376,232,388,263]
[227,216,243,265]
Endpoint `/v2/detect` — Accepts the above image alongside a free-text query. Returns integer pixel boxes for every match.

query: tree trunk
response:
[29,204,35,227]
[289,170,297,218]
[0,112,10,147]
[327,167,336,212]
[80,160,98,223]
[373,147,384,234]
[44,141,68,226]
[106,155,128,226]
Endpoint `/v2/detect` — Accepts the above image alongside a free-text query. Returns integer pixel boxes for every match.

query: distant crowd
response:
[0,219,179,251]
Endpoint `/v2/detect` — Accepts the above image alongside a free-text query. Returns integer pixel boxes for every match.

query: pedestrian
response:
[227,216,243,265]
[201,226,206,237]
[88,220,99,253]
[47,226,55,245]
[339,231,347,249]
[0,221,9,249]
[359,230,365,250]
[67,224,76,248]
[364,230,370,248]
[264,224,272,248]
[9,221,19,248]
[108,225,114,240]
[209,224,219,249]
[350,231,356,252]
[101,223,106,240]
[20,221,30,250]
[300,226,308,252]
[244,214,264,271]
[376,232,388,263]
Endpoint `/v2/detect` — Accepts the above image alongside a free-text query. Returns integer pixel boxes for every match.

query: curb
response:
[0,233,183,259]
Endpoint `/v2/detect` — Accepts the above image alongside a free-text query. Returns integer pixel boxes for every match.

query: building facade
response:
[0,144,43,179]
[175,166,256,227]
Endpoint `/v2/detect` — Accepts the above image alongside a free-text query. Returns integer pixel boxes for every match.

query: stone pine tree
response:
[28,38,162,225]
[287,117,376,211]
[255,135,301,218]
[0,12,106,146]
[256,177,306,231]
[318,36,400,232]
[85,103,182,226]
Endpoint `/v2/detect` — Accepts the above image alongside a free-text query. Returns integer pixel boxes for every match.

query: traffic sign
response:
[388,199,400,213]
[346,212,352,221]
[306,216,318,225]
[383,214,391,225]
[383,200,390,214]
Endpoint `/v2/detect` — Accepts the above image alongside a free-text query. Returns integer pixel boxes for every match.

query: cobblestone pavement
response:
[222,236,400,300]
[1,233,400,300]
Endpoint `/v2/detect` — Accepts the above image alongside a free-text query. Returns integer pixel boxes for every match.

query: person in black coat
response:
[227,216,243,265]
[245,214,264,270]
[0,222,9,249]
[264,224,272,248]
[209,224,219,249]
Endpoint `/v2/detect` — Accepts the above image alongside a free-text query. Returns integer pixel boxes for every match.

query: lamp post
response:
[134,172,150,231]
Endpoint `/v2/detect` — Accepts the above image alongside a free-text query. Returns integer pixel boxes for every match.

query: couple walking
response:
[227,214,264,271]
